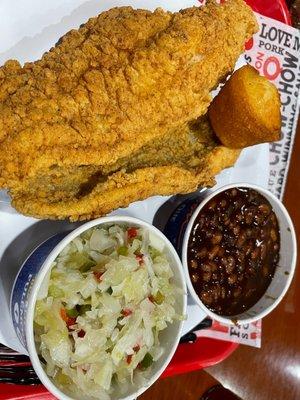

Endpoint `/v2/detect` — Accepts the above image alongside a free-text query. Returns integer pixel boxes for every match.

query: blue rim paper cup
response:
[10,216,187,400]
[10,232,70,352]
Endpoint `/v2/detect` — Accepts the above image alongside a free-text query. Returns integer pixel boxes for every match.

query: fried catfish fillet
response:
[0,0,257,220]
[11,118,241,220]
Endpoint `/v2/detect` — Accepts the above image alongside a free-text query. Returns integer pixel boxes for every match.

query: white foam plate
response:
[0,0,269,353]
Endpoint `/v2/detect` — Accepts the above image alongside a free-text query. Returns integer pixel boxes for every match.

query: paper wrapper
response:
[196,320,262,348]
[245,13,300,200]
[193,13,299,349]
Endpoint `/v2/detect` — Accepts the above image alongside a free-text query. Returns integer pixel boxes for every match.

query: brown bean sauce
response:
[187,188,280,316]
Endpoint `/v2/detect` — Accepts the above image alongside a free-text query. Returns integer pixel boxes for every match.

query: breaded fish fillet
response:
[11,117,241,220]
[0,0,257,220]
[13,148,240,221]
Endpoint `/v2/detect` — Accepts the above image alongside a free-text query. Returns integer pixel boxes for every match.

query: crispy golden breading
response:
[12,147,241,221]
[0,0,257,220]
[10,117,218,202]
[208,65,281,148]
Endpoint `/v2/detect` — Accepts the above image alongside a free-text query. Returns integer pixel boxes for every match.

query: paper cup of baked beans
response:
[182,183,297,325]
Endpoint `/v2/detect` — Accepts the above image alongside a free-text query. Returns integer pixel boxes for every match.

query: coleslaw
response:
[34,224,182,399]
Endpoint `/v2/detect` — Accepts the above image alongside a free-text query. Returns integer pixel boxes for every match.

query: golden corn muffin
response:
[208,65,281,149]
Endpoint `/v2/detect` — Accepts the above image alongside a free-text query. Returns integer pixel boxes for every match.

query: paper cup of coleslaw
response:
[11,216,187,400]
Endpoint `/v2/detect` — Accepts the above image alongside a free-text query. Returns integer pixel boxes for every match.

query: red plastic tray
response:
[0,1,291,399]
[246,0,291,25]
[162,338,238,378]
[0,386,53,400]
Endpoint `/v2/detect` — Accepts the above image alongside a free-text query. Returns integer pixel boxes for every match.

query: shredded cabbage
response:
[34,224,181,399]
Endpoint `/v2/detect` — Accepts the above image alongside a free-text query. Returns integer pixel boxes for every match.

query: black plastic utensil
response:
[180,318,212,344]
[0,365,40,385]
